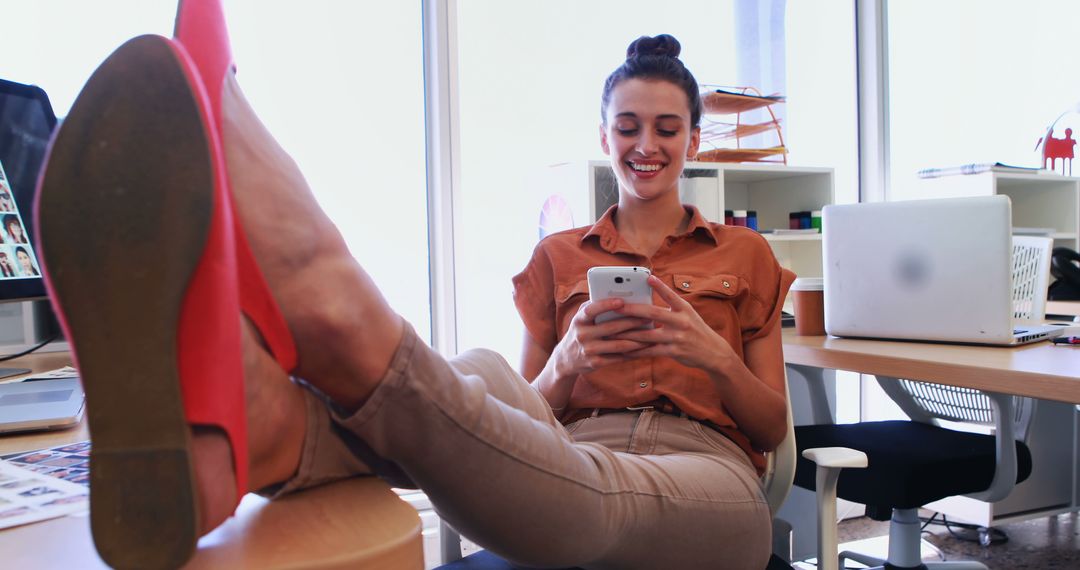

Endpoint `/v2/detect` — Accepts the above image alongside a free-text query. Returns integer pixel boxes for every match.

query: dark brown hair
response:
[601,34,702,128]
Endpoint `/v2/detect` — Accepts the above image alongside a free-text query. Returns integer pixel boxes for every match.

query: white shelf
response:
[546,161,835,279]
[917,171,1080,246]
[762,233,822,242]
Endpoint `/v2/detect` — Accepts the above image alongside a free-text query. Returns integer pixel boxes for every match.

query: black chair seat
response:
[794,420,1032,510]
[436,549,794,569]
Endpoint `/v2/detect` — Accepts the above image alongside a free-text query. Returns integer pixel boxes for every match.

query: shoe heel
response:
[91,449,197,568]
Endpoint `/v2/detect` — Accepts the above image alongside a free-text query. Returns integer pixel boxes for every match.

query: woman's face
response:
[600,78,700,204]
[9,223,22,240]
[16,250,31,272]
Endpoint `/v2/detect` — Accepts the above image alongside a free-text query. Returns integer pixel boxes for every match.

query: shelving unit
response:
[546,161,835,286]
[915,171,1080,249]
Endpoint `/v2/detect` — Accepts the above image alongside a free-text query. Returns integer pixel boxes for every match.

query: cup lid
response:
[791,277,824,291]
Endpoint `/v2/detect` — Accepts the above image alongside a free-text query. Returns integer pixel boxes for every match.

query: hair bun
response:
[626,34,682,60]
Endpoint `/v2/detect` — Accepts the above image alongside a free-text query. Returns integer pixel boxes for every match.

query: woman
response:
[15,246,38,276]
[513,33,794,566]
[4,215,26,244]
[518,35,790,455]
[38,6,789,565]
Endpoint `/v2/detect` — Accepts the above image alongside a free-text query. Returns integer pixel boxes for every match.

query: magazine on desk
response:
[0,458,87,530]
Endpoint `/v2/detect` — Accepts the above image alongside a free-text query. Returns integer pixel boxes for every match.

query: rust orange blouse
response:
[512,205,795,473]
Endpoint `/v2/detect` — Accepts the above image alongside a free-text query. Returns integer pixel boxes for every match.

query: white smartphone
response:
[586,266,653,326]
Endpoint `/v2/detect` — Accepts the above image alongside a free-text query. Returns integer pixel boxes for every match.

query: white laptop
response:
[823,195,1065,346]
[0,378,84,434]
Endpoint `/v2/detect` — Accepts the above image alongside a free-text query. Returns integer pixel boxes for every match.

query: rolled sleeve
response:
[512,244,558,352]
[740,237,797,342]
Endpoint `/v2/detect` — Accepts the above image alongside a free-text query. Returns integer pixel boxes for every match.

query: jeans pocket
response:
[564,417,591,436]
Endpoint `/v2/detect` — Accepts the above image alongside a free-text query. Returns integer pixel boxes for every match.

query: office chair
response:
[790,236,1052,570]
[437,370,800,570]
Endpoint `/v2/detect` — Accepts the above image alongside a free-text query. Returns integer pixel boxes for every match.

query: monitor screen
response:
[0,79,56,300]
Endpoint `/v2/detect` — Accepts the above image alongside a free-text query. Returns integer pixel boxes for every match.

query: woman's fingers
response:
[579,297,625,323]
[646,275,692,311]
[594,317,653,336]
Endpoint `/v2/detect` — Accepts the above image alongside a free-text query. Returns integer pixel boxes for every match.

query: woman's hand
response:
[550,297,655,379]
[524,297,653,413]
[612,274,789,449]
[611,275,735,373]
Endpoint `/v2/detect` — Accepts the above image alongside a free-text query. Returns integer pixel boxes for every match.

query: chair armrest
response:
[968,392,1018,503]
[802,447,868,570]
[802,447,869,469]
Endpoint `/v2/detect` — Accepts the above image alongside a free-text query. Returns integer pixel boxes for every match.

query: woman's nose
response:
[636,132,659,155]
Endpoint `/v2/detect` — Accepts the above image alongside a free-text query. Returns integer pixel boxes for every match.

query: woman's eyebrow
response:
[614,112,684,122]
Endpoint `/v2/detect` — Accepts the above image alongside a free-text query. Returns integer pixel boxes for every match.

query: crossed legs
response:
[188,73,774,568]
[45,43,772,570]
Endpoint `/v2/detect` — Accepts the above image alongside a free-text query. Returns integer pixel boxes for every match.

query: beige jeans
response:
[284,325,772,570]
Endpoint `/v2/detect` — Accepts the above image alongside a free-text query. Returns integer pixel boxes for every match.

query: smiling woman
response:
[599,36,702,222]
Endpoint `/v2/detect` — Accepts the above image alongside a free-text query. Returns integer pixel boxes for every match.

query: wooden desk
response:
[0,351,423,569]
[782,330,1080,404]
[1047,300,1080,318]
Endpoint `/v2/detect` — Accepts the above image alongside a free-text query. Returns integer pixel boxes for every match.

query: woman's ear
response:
[599,123,610,155]
[687,126,701,159]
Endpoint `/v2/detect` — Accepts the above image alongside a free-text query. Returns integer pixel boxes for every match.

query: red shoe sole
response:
[36,34,243,569]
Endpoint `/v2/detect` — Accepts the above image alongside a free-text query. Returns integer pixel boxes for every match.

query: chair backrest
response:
[878,379,1036,442]
[1012,235,1053,323]
[762,370,797,513]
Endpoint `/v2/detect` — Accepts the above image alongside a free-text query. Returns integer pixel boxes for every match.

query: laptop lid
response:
[0,378,84,434]
[823,195,1017,344]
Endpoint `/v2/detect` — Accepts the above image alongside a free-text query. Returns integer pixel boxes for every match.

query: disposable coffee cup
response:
[791,277,825,336]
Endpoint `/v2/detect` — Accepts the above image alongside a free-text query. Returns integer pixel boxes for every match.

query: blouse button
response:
[681,281,690,289]
[722,281,731,288]
[639,382,648,388]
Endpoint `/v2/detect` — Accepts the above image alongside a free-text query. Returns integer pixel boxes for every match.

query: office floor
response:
[833,511,1080,569]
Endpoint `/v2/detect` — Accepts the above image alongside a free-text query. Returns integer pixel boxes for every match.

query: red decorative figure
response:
[1039,128,1076,175]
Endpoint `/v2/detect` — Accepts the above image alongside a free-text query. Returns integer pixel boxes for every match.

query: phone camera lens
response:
[614,276,624,284]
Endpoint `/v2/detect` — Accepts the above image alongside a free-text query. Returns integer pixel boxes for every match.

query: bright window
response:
[887,0,1080,199]
[0,1,432,341]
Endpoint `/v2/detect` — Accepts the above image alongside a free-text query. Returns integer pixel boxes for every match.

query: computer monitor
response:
[0,78,55,301]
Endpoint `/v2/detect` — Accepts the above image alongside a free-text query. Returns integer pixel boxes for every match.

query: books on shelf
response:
[917,162,1044,179]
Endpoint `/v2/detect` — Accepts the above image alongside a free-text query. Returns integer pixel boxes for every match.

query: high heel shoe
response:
[174,0,298,374]
[37,34,252,568]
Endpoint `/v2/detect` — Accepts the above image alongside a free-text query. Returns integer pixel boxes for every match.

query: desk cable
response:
[0,331,61,362]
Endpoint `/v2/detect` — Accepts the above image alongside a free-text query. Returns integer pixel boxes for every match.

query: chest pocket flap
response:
[555,279,590,303]
[671,273,741,297]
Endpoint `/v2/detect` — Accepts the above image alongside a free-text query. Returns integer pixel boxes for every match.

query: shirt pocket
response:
[672,273,742,332]
[554,279,590,336]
